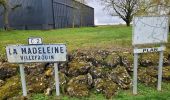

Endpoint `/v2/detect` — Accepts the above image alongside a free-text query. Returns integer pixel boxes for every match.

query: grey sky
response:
[87,1,125,25]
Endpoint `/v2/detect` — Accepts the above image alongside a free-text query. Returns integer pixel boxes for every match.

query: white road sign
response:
[28,37,42,45]
[134,47,165,53]
[6,44,67,63]
[133,16,169,45]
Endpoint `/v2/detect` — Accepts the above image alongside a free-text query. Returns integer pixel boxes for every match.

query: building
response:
[0,0,94,30]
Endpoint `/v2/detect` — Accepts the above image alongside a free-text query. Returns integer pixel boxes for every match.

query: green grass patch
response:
[0,25,132,54]
[30,83,170,100]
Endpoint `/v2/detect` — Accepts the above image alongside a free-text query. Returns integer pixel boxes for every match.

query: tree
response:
[144,0,170,15]
[0,0,9,30]
[144,0,170,31]
[99,0,143,26]
[0,0,21,30]
[75,0,87,4]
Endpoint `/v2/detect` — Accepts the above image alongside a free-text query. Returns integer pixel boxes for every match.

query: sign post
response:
[19,64,27,96]
[157,45,164,91]
[6,38,67,97]
[133,47,138,95]
[132,16,169,94]
[54,63,60,96]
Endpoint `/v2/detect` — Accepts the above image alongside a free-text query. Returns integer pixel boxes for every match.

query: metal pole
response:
[157,45,164,91]
[54,63,60,96]
[19,64,27,96]
[133,47,138,95]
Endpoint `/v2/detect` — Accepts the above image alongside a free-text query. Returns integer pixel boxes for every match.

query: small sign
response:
[6,44,67,63]
[28,38,42,45]
[134,47,165,53]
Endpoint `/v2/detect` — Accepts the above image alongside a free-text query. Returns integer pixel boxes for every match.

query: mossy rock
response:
[89,66,103,79]
[0,76,21,100]
[67,83,89,97]
[59,72,68,94]
[104,53,119,67]
[91,50,109,61]
[0,62,17,80]
[94,78,119,99]
[162,66,170,80]
[27,74,48,93]
[120,52,133,72]
[0,79,5,87]
[139,53,159,66]
[111,66,132,89]
[67,73,93,89]
[146,66,157,77]
[68,61,90,76]
[138,67,157,86]
[45,68,53,77]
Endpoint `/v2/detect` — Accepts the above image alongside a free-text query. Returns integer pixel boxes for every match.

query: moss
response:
[68,61,90,76]
[94,78,118,99]
[104,53,119,67]
[163,66,170,80]
[27,74,48,93]
[112,66,132,89]
[138,67,157,86]
[67,83,89,97]
[0,76,21,100]
[139,53,159,66]
[59,72,68,94]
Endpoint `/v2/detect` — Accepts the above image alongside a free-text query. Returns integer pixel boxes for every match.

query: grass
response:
[29,83,170,100]
[1,25,170,99]
[0,25,132,54]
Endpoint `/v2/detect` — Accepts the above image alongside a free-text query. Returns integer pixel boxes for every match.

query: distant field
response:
[0,25,132,54]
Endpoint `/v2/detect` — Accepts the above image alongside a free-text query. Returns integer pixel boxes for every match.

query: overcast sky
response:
[87,1,125,25]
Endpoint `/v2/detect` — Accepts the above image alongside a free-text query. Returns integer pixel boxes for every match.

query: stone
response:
[87,73,93,86]
[0,79,5,87]
[120,52,133,72]
[0,63,17,80]
[59,72,68,94]
[139,53,159,66]
[89,67,103,79]
[45,88,52,96]
[0,62,2,66]
[146,66,157,77]
[140,59,153,67]
[45,68,53,77]
[0,76,21,100]
[138,67,157,86]
[68,74,93,89]
[94,78,119,99]
[162,66,170,80]
[110,66,132,89]
[27,74,48,93]
[25,63,47,75]
[163,57,170,66]
[163,51,170,66]
[104,53,120,67]
[67,83,89,97]
[67,61,90,76]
